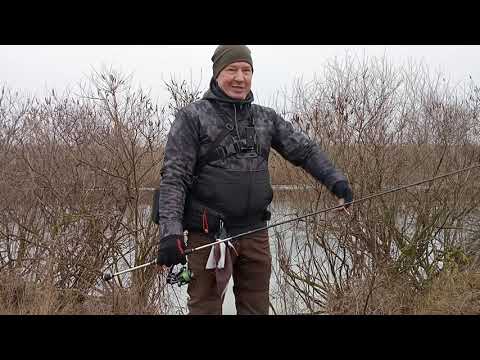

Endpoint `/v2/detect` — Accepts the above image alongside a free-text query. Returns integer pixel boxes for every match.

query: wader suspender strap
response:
[195,102,236,171]
[195,101,268,173]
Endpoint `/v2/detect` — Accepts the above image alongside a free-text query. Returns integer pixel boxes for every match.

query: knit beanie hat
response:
[211,45,253,79]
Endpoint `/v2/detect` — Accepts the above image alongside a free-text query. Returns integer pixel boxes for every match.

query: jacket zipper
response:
[234,104,253,218]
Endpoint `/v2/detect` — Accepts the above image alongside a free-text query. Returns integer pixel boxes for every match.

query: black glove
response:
[332,181,353,208]
[157,234,186,267]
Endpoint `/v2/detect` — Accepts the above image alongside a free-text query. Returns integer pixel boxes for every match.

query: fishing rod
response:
[103,258,193,286]
[102,163,480,283]
[103,260,157,282]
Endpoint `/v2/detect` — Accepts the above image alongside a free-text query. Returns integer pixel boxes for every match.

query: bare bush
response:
[0,68,174,314]
[268,53,480,314]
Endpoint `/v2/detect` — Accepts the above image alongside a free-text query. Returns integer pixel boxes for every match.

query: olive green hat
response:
[211,45,253,79]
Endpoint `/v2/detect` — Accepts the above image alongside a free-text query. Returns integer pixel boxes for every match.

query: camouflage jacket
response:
[157,78,347,241]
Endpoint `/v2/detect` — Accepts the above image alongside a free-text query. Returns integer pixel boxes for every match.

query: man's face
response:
[216,61,253,100]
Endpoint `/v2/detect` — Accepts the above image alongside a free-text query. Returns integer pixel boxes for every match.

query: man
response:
[155,45,353,315]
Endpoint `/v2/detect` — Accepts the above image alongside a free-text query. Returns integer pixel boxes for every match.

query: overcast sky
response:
[1,45,479,106]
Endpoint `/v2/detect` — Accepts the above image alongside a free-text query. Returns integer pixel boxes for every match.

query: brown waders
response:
[186,229,271,315]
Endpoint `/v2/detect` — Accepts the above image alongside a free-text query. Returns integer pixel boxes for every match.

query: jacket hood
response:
[202,78,254,105]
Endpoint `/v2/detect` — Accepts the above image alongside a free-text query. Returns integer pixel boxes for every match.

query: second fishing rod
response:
[102,163,480,284]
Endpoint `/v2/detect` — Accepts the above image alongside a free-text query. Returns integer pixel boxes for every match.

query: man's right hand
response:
[157,234,187,267]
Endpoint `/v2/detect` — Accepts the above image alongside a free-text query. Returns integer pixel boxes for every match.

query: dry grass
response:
[415,268,480,314]
[0,271,109,314]
[322,265,416,315]
[324,264,480,315]
[0,271,165,314]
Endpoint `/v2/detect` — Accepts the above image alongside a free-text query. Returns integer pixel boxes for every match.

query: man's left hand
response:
[332,181,353,210]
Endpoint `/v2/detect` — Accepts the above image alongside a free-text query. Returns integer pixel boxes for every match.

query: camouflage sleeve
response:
[157,108,199,241]
[271,112,347,191]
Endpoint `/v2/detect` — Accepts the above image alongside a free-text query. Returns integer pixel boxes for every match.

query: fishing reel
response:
[166,265,194,287]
